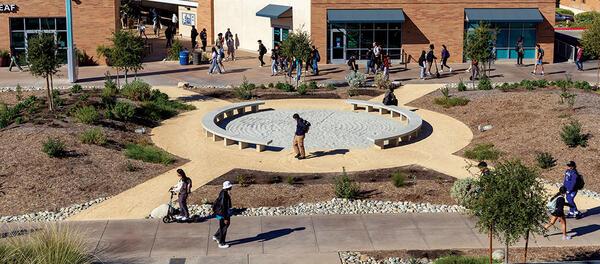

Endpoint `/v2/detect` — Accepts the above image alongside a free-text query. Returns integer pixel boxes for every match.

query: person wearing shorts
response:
[532,44,544,76]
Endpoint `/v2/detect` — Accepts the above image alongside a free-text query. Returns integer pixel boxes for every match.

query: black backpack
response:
[315,51,321,62]
[383,92,398,106]
[212,193,223,215]
[575,174,585,190]
[301,118,311,133]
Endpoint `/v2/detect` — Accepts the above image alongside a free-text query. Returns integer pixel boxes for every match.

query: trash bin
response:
[179,51,190,65]
[192,51,202,65]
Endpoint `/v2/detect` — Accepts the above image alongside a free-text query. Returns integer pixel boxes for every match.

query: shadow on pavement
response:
[569,224,600,238]
[78,66,208,83]
[309,149,350,158]
[228,227,305,245]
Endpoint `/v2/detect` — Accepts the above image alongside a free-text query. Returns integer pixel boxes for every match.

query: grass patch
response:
[464,143,503,161]
[433,97,470,108]
[78,127,107,146]
[124,143,175,165]
[434,255,499,264]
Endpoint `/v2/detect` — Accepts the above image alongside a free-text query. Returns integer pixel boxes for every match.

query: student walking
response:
[270,49,279,76]
[153,16,161,37]
[575,46,584,71]
[165,25,173,48]
[564,161,583,219]
[541,186,574,240]
[190,26,198,50]
[208,47,222,74]
[292,113,308,160]
[373,42,380,69]
[366,48,377,74]
[137,19,147,39]
[515,36,524,66]
[172,13,178,26]
[257,40,267,67]
[532,44,545,76]
[215,33,224,47]
[217,45,226,72]
[418,51,426,80]
[378,45,384,71]
[440,45,452,72]
[200,28,207,51]
[312,46,320,75]
[224,28,233,42]
[212,181,233,248]
[169,169,192,221]
[8,46,23,72]
[383,55,390,81]
[227,35,235,61]
[426,44,436,76]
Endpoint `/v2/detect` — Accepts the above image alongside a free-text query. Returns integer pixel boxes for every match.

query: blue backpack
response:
[315,51,321,62]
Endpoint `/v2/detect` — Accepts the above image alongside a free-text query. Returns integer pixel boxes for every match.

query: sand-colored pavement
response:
[69,84,600,220]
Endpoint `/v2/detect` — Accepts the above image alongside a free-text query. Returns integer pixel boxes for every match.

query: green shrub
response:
[450,177,481,209]
[433,97,470,108]
[297,84,308,95]
[167,39,185,60]
[551,79,571,90]
[71,84,83,93]
[345,71,366,88]
[237,175,246,186]
[74,105,99,124]
[268,82,274,88]
[574,11,600,27]
[536,152,556,169]
[375,72,390,90]
[121,80,151,101]
[573,81,591,91]
[464,143,503,161]
[15,85,23,101]
[347,87,359,97]
[457,79,467,92]
[286,176,296,185]
[524,82,534,90]
[440,86,450,98]
[275,82,294,92]
[556,8,575,16]
[326,84,336,90]
[100,85,118,106]
[112,102,136,121]
[477,75,492,90]
[391,171,407,187]
[533,79,548,88]
[234,77,257,100]
[53,95,64,107]
[259,84,266,89]
[308,81,318,90]
[78,127,107,146]
[78,94,89,102]
[104,72,117,89]
[333,168,360,199]
[42,137,66,157]
[124,143,175,165]
[560,119,587,147]
[434,255,499,264]
[0,104,20,129]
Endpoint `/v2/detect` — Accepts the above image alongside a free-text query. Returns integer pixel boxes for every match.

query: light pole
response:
[66,0,77,82]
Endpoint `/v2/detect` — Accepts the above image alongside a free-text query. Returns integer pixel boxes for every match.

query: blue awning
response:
[256,4,292,19]
[465,8,544,23]
[327,9,405,23]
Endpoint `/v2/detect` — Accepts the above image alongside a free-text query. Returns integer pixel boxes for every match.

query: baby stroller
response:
[163,191,180,223]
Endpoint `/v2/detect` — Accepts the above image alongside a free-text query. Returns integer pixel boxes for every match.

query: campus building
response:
[559,0,600,13]
[0,0,119,64]
[197,0,556,63]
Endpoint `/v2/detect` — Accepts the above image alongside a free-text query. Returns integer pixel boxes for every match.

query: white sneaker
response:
[563,235,572,240]
[175,216,182,220]
[218,243,230,248]
[449,68,453,73]
[440,69,444,73]
[212,236,218,242]
[180,217,187,221]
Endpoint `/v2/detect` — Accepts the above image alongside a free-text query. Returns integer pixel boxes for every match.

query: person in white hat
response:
[212,181,233,248]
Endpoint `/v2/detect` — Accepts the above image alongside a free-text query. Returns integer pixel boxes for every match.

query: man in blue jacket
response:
[293,113,307,160]
[563,161,582,219]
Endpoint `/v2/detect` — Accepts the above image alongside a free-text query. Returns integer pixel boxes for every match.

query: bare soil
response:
[409,88,600,193]
[188,87,385,103]
[189,166,457,208]
[0,89,189,216]
[359,246,600,263]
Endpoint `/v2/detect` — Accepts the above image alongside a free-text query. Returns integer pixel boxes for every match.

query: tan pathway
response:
[69,84,600,220]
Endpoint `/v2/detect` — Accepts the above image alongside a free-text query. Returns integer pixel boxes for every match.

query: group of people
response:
[416,44,453,80]
[206,28,236,74]
[266,41,321,79]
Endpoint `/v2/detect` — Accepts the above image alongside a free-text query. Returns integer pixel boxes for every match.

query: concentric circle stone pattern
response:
[221,109,409,150]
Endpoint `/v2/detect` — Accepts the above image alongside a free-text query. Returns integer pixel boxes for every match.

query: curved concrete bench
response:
[346,99,423,149]
[202,101,272,152]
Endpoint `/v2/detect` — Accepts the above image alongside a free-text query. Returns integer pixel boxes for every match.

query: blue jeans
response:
[575,59,583,70]
[366,61,376,74]
[566,191,579,214]
[271,60,278,74]
[312,59,318,74]
[210,60,221,74]
[420,66,425,79]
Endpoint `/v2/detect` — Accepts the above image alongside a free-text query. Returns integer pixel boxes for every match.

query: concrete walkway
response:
[9,213,600,263]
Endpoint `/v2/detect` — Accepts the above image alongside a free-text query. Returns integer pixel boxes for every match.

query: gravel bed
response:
[0,197,111,223]
[0,85,98,92]
[339,251,431,264]
[149,199,467,218]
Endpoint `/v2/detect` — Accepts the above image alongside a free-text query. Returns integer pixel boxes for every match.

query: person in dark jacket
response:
[425,44,436,77]
[542,186,575,240]
[382,87,398,106]
[563,161,582,218]
[212,181,233,248]
[293,113,307,160]
[257,40,267,67]
[418,51,426,80]
[165,25,173,48]
[440,44,452,73]
[190,26,198,50]
[200,28,207,51]
[366,48,377,75]
[311,46,320,75]
[169,169,192,221]
[477,161,490,177]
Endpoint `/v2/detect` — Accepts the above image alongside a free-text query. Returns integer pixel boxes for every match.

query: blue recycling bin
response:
[179,51,190,65]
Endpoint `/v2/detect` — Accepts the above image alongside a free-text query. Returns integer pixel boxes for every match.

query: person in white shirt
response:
[169,169,192,221]
[172,13,178,25]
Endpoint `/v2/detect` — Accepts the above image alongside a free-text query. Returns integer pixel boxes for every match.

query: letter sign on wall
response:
[0,4,17,12]
[182,13,195,26]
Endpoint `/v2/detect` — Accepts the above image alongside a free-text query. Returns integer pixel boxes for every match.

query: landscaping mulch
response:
[188,87,385,103]
[188,166,457,207]
[408,88,600,193]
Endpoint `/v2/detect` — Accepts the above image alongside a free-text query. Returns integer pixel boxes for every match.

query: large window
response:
[273,26,289,49]
[327,22,402,62]
[10,17,68,64]
[465,22,537,60]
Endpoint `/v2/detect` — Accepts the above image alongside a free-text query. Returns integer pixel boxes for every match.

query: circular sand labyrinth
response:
[221,109,408,149]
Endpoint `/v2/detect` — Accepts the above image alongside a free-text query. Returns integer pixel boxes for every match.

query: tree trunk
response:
[116,68,120,89]
[134,69,138,80]
[523,230,530,264]
[45,77,53,111]
[504,240,509,264]
[597,59,599,88]
[125,69,129,84]
[489,227,493,264]
[49,74,55,111]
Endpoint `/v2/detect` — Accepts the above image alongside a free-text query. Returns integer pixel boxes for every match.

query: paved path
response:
[9,213,600,263]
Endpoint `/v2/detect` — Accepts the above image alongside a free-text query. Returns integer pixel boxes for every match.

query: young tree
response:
[581,20,600,86]
[463,22,497,86]
[97,30,146,87]
[280,26,312,86]
[27,34,61,111]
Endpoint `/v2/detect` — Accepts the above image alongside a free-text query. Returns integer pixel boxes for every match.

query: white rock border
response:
[0,197,111,223]
[339,251,432,264]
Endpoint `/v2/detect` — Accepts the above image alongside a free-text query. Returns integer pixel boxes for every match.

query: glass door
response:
[331,29,346,63]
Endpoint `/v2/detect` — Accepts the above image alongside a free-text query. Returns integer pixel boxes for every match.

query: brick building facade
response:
[0,0,119,65]
[560,0,600,13]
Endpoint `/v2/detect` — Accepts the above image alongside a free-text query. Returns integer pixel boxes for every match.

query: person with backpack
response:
[212,181,233,248]
[426,44,436,77]
[418,51,426,80]
[217,45,226,73]
[440,45,452,73]
[292,113,309,160]
[382,87,398,106]
[270,49,279,76]
[312,46,320,75]
[348,54,358,72]
[541,186,575,240]
[200,28,207,52]
[366,47,377,75]
[169,169,192,221]
[257,40,267,67]
[383,55,390,81]
[515,36,524,66]
[208,46,222,75]
[575,45,584,71]
[190,26,198,50]
[563,161,583,219]
[227,35,235,61]
[532,43,545,76]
